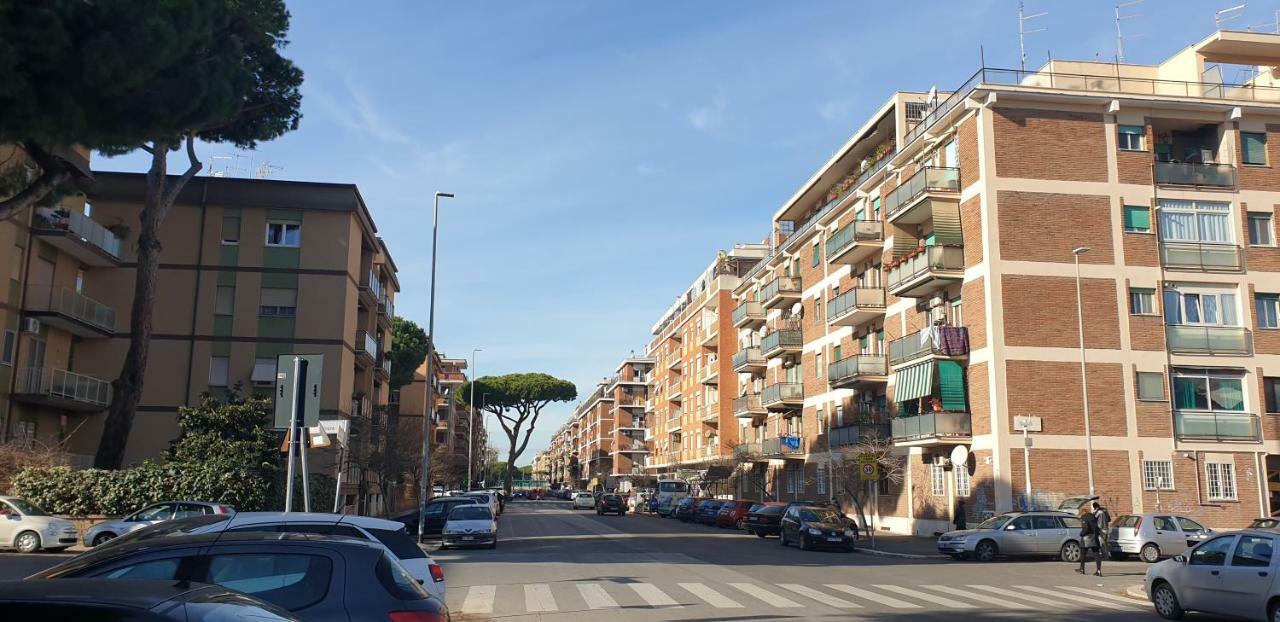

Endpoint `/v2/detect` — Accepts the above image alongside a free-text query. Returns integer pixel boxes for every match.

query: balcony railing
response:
[762,435,805,456]
[697,362,718,385]
[825,220,884,263]
[355,330,379,360]
[826,288,885,325]
[1159,242,1243,271]
[32,207,123,261]
[380,355,392,376]
[760,276,802,308]
[761,329,802,358]
[1174,411,1260,442]
[24,285,116,335]
[732,301,765,327]
[885,167,961,221]
[1166,325,1252,356]
[888,326,969,366]
[1154,162,1236,189]
[761,382,803,410]
[886,246,964,296]
[891,412,972,442]
[829,422,891,447]
[699,321,719,347]
[731,347,765,372]
[15,367,112,410]
[732,394,765,418]
[827,355,888,386]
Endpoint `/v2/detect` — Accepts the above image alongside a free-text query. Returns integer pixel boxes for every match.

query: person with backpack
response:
[1093,500,1112,559]
[1075,506,1103,576]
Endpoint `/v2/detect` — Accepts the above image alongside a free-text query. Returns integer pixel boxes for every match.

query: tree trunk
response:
[504,441,517,498]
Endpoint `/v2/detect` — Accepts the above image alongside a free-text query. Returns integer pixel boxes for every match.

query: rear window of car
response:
[368,527,427,560]
[374,552,430,601]
[1061,517,1082,528]
[747,504,763,512]
[231,523,364,539]
[450,506,493,521]
[755,505,784,515]
[205,553,332,611]
[1114,515,1139,529]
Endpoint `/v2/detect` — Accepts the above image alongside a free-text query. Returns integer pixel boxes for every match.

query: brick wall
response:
[960,196,983,267]
[1236,125,1280,192]
[957,116,980,187]
[992,108,1108,182]
[802,350,824,398]
[1005,360,1127,436]
[996,190,1114,264]
[1241,203,1280,272]
[1116,122,1154,185]
[1136,450,1264,530]
[962,277,986,350]
[968,361,991,436]
[1136,398,1172,437]
[1007,448,1133,514]
[1129,315,1166,351]
[911,459,950,523]
[1001,275,1121,349]
[878,469,910,518]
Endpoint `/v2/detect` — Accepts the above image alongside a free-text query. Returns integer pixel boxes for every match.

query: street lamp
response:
[417,191,453,542]
[1072,246,1096,497]
[467,348,482,491]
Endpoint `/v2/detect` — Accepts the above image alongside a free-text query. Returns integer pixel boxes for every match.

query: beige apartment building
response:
[608,356,653,488]
[724,30,1280,535]
[393,351,477,505]
[570,380,613,490]
[0,170,399,514]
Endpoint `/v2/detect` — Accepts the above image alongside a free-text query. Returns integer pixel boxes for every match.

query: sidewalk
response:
[856,532,945,559]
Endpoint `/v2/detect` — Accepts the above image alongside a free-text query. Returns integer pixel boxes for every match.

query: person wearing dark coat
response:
[1075,506,1103,576]
[954,500,967,530]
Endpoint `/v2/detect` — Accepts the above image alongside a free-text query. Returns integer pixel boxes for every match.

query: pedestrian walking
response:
[1092,501,1112,559]
[954,500,967,530]
[1075,506,1102,576]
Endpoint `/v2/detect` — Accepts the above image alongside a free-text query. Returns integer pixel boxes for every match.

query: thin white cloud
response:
[414,141,467,177]
[636,163,660,175]
[817,98,856,122]
[308,77,409,146]
[687,96,727,130]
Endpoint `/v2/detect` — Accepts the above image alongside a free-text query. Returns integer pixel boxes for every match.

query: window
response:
[1118,125,1145,151]
[955,466,971,497]
[205,553,332,611]
[1142,460,1175,490]
[1173,369,1245,412]
[259,288,297,317]
[1190,535,1236,565]
[101,558,182,580]
[1258,294,1280,329]
[1267,378,1280,414]
[265,222,301,247]
[251,358,276,384]
[1232,535,1275,567]
[214,286,235,315]
[1033,516,1060,530]
[1009,516,1034,531]
[0,330,14,366]
[10,247,20,281]
[949,297,963,326]
[930,463,946,496]
[816,465,826,495]
[1242,131,1268,165]
[1129,288,1156,315]
[1158,199,1233,244]
[1177,517,1206,532]
[1249,213,1275,246]
[811,242,820,267]
[1163,287,1239,327]
[1206,462,1237,501]
[1136,371,1166,401]
[221,217,240,245]
[1123,205,1152,233]
[208,356,229,387]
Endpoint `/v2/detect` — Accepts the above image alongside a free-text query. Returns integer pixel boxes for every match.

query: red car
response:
[715,500,760,529]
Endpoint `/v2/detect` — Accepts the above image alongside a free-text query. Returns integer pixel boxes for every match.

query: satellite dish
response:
[950,445,969,468]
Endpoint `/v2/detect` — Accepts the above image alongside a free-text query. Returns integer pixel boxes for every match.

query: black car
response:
[32,531,450,621]
[779,504,857,552]
[695,500,724,526]
[392,496,481,539]
[673,497,701,522]
[0,578,300,621]
[597,494,626,516]
[744,504,785,537]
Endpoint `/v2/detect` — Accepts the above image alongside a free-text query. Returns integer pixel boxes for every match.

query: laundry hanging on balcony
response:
[893,360,936,403]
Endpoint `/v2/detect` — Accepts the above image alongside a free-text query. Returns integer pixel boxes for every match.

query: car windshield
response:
[755,505,784,515]
[658,482,688,493]
[118,514,231,546]
[975,515,1014,530]
[3,498,48,516]
[800,508,842,523]
[450,506,493,521]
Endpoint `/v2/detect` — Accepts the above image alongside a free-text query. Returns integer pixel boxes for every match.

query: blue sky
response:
[96,0,1272,464]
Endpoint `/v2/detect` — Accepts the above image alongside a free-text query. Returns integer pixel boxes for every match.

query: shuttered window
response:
[938,360,966,411]
[1242,132,1267,165]
[260,288,297,317]
[1123,205,1151,233]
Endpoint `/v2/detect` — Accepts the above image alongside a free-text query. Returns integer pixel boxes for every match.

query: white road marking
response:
[630,582,680,608]
[679,582,743,608]
[876,584,977,609]
[968,584,1070,607]
[1014,585,1140,611]
[577,583,619,609]
[922,585,1024,609]
[827,584,922,608]
[1053,585,1149,607]
[727,583,804,608]
[524,583,557,612]
[460,585,495,614]
[777,583,861,608]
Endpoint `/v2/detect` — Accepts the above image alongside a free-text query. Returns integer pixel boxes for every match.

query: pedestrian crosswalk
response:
[448,579,1146,616]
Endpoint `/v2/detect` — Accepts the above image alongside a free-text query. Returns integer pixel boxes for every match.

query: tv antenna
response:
[208,153,250,178]
[254,162,283,179]
[1115,1,1144,63]
[1018,1,1048,71]
[1215,4,1247,29]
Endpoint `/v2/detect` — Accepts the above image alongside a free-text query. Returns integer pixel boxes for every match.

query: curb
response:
[1125,584,1146,600]
[856,547,945,560]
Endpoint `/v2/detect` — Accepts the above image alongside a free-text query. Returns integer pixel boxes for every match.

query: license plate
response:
[827,537,842,542]
[462,536,474,541]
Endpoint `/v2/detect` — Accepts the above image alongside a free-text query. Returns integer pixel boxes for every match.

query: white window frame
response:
[1129,288,1157,316]
[1118,125,1145,151]
[1157,199,1234,245]
[1259,294,1280,330]
[265,222,301,248]
[954,466,971,497]
[1163,285,1240,327]
[1143,460,1175,490]
[930,463,946,496]
[1206,462,1237,501]
[208,356,230,387]
[1136,371,1167,401]
[1171,368,1246,414]
[816,464,827,495]
[1249,212,1275,247]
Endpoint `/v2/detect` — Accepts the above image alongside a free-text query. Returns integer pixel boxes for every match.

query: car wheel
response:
[974,539,997,562]
[91,533,116,547]
[735,518,745,530]
[1141,543,1161,563]
[1270,598,1280,622]
[1060,540,1082,563]
[798,535,810,551]
[488,540,497,550]
[779,530,788,547]
[14,531,41,554]
[756,531,768,538]
[1152,581,1184,620]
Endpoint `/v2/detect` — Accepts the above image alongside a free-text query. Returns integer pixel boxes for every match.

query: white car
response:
[0,496,78,553]
[82,500,235,547]
[572,492,595,510]
[441,504,497,549]
[1145,528,1279,620]
[463,492,501,517]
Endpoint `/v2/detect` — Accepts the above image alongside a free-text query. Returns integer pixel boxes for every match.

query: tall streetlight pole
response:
[417,191,453,542]
[1073,246,1096,497]
[466,348,482,491]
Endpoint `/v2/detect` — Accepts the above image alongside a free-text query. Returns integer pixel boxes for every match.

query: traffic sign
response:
[273,354,324,429]
[857,453,879,481]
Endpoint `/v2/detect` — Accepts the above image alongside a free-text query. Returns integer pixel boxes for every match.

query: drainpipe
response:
[4,205,37,442]
[182,178,210,406]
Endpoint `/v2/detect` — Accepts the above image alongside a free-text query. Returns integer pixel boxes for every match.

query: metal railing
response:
[891,412,972,441]
[731,347,765,370]
[826,288,885,322]
[1173,411,1260,442]
[732,394,763,417]
[24,285,116,333]
[887,246,964,293]
[1166,325,1252,356]
[1153,162,1236,188]
[356,330,379,358]
[1159,242,1243,271]
[760,276,802,303]
[379,295,394,318]
[762,435,804,455]
[825,220,884,259]
[829,422,891,447]
[885,167,961,219]
[380,355,392,376]
[761,382,804,406]
[761,330,803,356]
[888,326,969,366]
[827,355,888,385]
[33,208,123,259]
[17,367,112,407]
[732,302,764,325]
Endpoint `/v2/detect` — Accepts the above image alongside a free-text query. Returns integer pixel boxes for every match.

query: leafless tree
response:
[830,434,906,538]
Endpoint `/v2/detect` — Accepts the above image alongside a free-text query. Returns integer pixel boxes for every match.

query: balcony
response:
[827,355,889,389]
[826,288,885,327]
[829,421,892,447]
[762,435,805,458]
[612,438,650,453]
[378,294,394,323]
[760,329,803,359]
[358,269,382,308]
[668,388,683,403]
[732,302,766,328]
[885,167,961,225]
[891,412,972,446]
[1159,242,1243,272]
[733,394,766,418]
[889,326,969,367]
[699,322,719,348]
[31,207,123,266]
[1166,325,1252,356]
[887,246,964,298]
[825,220,884,265]
[667,357,683,372]
[355,330,379,365]
[760,276,802,310]
[731,347,766,373]
[701,403,719,424]
[378,355,392,380]
[697,362,719,385]
[1154,162,1236,189]
[761,382,803,411]
[23,286,115,337]
[1174,411,1260,442]
[12,367,112,412]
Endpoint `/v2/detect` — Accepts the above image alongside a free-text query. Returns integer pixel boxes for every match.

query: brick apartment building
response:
[392,351,478,507]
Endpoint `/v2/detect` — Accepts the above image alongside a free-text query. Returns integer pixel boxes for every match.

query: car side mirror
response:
[1173,554,1187,564]
[1004,524,1017,531]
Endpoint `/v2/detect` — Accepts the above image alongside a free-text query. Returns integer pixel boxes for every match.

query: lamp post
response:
[466,348,482,491]
[417,191,453,542]
[1073,246,1096,497]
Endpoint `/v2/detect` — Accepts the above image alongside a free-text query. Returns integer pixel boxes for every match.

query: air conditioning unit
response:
[928,295,945,309]
[21,318,40,334]
[781,355,796,368]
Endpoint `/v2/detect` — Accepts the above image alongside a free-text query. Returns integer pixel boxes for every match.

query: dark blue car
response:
[695,500,725,525]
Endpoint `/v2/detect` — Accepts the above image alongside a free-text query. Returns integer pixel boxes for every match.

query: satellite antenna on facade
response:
[1215,4,1247,29]
[1018,1,1048,71]
[1114,1,1144,64]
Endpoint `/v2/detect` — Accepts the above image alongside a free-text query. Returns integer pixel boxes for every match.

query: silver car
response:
[1145,529,1278,620]
[937,511,1083,562]
[1110,513,1213,563]
[82,500,235,547]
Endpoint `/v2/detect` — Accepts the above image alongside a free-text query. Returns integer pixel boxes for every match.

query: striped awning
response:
[894,360,936,403]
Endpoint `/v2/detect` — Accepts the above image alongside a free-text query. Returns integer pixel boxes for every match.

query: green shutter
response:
[812,243,820,267]
[938,360,967,411]
[1123,206,1150,232]
[833,345,841,360]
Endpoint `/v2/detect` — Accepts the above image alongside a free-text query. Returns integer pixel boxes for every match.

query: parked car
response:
[33,531,451,621]
[716,500,759,529]
[83,501,235,547]
[391,496,481,539]
[442,504,497,549]
[744,503,786,537]
[673,497,703,522]
[1055,496,1095,512]
[1110,514,1214,563]
[695,500,725,526]
[1250,517,1280,530]
[778,504,857,552]
[463,492,501,517]
[937,511,1082,562]
[0,496,77,553]
[0,579,301,622]
[1145,529,1279,621]
[572,492,596,510]
[597,494,626,516]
